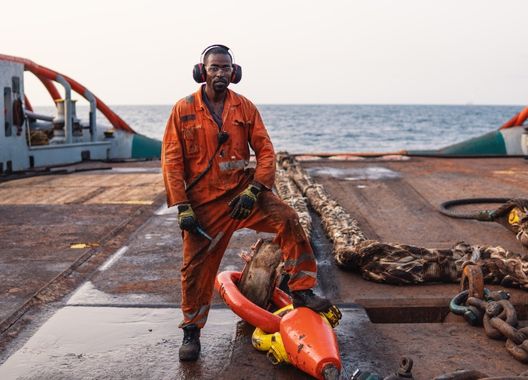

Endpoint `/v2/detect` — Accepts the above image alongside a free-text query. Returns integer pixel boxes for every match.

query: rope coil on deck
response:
[277,152,528,289]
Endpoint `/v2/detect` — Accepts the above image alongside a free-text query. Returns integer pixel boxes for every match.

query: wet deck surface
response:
[1,156,528,379]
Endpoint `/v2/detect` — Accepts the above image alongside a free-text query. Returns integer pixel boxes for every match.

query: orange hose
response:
[215,271,291,333]
[500,106,528,129]
[24,95,33,112]
[36,75,61,101]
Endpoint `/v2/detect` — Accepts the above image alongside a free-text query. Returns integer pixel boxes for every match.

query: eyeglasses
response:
[205,65,233,74]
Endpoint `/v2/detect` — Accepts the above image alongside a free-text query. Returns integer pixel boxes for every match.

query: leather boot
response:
[291,289,333,312]
[179,324,201,361]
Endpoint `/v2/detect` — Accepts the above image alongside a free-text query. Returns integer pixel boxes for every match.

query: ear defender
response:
[192,63,206,83]
[230,64,242,84]
[192,45,243,84]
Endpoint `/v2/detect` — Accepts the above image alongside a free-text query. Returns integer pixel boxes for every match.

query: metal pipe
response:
[25,111,54,122]
[55,75,72,144]
[84,89,97,142]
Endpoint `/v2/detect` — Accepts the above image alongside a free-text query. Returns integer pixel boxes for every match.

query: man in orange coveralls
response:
[162,44,332,361]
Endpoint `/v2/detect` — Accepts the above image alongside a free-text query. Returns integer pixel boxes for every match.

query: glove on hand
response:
[229,184,261,220]
[177,204,199,233]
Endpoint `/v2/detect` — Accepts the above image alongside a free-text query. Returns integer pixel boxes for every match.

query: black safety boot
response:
[179,324,201,362]
[291,289,333,312]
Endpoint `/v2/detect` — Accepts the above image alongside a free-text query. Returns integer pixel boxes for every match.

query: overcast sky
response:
[3,0,527,105]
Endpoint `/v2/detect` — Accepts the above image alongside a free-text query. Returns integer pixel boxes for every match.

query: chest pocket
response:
[182,124,203,157]
[230,119,251,156]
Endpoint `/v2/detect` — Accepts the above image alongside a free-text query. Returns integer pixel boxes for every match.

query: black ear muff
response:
[230,64,242,84]
[192,63,206,83]
[194,45,242,84]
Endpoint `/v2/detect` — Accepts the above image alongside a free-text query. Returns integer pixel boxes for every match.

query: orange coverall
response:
[162,87,317,328]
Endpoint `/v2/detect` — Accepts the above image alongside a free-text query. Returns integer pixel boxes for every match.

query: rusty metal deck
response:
[1,156,528,379]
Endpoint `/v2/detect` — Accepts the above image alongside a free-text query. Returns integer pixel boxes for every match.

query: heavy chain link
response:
[450,264,528,363]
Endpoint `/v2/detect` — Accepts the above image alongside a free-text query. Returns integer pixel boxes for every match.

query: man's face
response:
[204,53,233,93]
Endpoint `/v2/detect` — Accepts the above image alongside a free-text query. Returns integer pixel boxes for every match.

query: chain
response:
[449,265,528,363]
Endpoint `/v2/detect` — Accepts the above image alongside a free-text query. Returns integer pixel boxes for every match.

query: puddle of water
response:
[66,281,167,306]
[99,246,128,271]
[155,203,178,216]
[307,166,400,181]
[145,233,158,240]
[67,281,119,305]
[0,307,237,380]
[162,219,177,227]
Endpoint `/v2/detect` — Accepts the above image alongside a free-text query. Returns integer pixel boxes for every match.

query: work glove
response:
[229,183,261,220]
[177,204,199,233]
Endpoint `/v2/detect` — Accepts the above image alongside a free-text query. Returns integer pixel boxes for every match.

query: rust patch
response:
[297,343,304,353]
[0,173,164,205]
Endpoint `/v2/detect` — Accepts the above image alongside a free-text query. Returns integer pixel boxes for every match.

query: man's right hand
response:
[177,204,199,233]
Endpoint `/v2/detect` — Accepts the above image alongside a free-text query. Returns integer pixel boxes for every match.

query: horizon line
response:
[30,102,526,107]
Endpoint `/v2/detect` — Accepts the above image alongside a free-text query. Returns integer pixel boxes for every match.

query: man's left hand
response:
[228,183,261,219]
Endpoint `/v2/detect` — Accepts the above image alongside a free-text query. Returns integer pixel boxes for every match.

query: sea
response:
[36,104,523,153]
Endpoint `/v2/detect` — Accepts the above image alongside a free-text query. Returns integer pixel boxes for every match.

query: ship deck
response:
[1,156,528,379]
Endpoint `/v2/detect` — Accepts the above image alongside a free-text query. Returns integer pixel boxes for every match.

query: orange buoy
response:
[216,270,343,377]
[280,307,341,380]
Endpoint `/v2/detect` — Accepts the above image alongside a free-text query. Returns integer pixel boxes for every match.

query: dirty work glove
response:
[229,183,261,220]
[177,204,199,233]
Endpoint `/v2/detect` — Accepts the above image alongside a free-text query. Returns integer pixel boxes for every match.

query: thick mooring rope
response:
[277,153,367,268]
[275,167,312,240]
[277,152,528,289]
